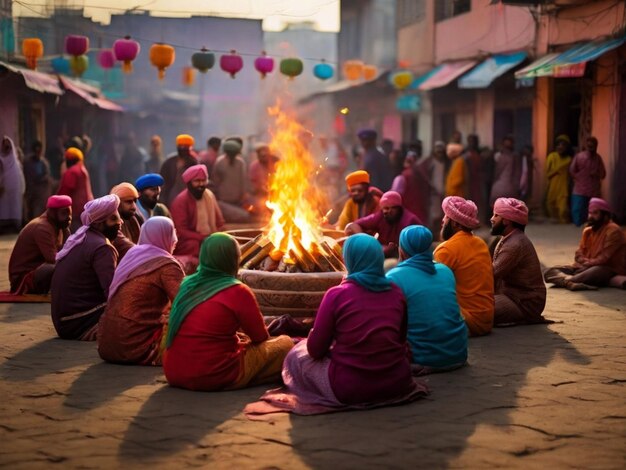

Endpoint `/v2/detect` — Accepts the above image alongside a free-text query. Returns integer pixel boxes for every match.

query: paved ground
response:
[0,224,625,469]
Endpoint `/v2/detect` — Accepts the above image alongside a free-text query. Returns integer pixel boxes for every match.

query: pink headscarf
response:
[493,198,529,225]
[380,191,403,208]
[588,197,611,213]
[182,164,208,184]
[56,195,120,262]
[442,196,480,229]
[108,216,181,299]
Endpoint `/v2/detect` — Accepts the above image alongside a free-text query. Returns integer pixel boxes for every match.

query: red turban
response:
[182,164,208,184]
[442,196,479,229]
[493,198,529,225]
[345,170,370,188]
[588,197,611,213]
[47,195,72,209]
[380,191,403,208]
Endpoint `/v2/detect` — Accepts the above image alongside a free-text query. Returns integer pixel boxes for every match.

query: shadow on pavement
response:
[283,325,590,468]
[0,302,50,323]
[579,289,626,312]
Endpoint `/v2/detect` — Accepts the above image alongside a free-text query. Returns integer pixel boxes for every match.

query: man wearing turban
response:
[8,195,72,294]
[50,195,122,340]
[544,198,626,290]
[248,142,278,218]
[110,182,142,244]
[57,146,95,233]
[345,190,421,258]
[212,138,251,223]
[170,164,224,271]
[490,198,546,325]
[357,129,393,192]
[433,196,494,336]
[160,134,198,206]
[336,170,381,230]
[135,173,171,220]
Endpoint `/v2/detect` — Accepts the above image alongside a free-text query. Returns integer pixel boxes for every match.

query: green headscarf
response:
[165,233,242,347]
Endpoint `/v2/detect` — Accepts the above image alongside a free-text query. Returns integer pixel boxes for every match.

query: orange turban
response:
[345,170,370,188]
[65,147,84,162]
[110,182,139,200]
[176,134,195,147]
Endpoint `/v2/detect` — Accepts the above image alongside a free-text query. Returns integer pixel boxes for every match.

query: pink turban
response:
[56,195,121,262]
[442,196,480,229]
[380,191,403,208]
[588,197,611,213]
[493,198,529,225]
[182,164,208,184]
[47,195,72,209]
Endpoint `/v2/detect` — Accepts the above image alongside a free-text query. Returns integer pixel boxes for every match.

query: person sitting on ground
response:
[56,147,94,233]
[160,134,197,206]
[336,170,381,230]
[134,173,171,220]
[345,191,421,258]
[98,217,185,366]
[544,198,626,290]
[490,198,547,325]
[110,182,142,244]
[433,196,494,336]
[212,139,251,223]
[170,164,224,272]
[163,233,293,391]
[386,225,468,375]
[245,233,428,417]
[8,195,72,294]
[50,195,122,341]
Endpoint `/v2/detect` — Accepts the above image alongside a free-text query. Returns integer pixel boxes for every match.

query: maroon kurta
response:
[354,208,422,257]
[57,163,94,232]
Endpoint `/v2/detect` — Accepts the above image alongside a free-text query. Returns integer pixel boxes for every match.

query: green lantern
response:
[279,57,303,79]
[192,47,215,73]
[69,54,89,77]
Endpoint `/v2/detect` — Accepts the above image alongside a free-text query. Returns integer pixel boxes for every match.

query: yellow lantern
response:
[363,64,378,81]
[22,38,44,70]
[149,43,175,80]
[343,60,364,81]
[390,70,414,90]
[182,66,195,87]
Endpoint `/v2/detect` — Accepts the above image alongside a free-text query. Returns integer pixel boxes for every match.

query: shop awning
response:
[417,61,478,90]
[515,35,626,79]
[60,76,124,112]
[0,61,63,95]
[458,51,527,88]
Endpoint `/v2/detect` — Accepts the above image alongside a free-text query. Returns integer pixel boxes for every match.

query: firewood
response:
[261,256,280,272]
[243,240,275,269]
[320,240,346,271]
[239,233,263,255]
[240,238,273,267]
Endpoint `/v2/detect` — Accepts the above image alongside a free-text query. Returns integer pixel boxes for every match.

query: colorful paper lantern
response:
[220,50,243,78]
[65,35,89,57]
[254,51,274,79]
[113,36,140,73]
[22,38,43,70]
[313,61,333,80]
[390,70,414,90]
[343,60,364,81]
[149,43,175,80]
[279,57,303,79]
[51,56,70,75]
[98,49,115,70]
[363,64,378,81]
[182,66,195,87]
[192,47,215,73]
[69,55,89,77]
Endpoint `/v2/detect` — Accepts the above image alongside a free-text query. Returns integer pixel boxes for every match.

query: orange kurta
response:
[433,231,495,336]
[445,157,466,197]
[574,222,626,275]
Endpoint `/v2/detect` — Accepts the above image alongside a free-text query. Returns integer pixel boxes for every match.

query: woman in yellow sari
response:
[545,135,573,223]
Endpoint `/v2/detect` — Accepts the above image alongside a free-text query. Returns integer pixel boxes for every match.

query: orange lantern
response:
[363,64,378,81]
[343,60,364,81]
[149,43,175,80]
[182,66,195,87]
[22,38,43,70]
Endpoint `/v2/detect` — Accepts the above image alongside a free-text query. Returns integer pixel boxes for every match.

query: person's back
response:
[213,154,246,204]
[58,162,93,231]
[363,147,393,191]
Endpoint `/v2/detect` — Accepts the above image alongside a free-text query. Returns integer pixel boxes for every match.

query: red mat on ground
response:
[0,292,51,303]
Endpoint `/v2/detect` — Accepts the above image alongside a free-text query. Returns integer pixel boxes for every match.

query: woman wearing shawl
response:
[245,233,428,417]
[98,217,184,365]
[0,136,26,232]
[387,226,468,375]
[163,233,293,391]
[545,135,573,223]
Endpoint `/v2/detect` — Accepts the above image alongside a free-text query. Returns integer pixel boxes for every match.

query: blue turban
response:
[357,128,377,140]
[135,173,165,191]
[344,234,391,292]
[397,225,436,274]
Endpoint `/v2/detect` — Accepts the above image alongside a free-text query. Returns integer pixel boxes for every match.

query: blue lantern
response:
[51,56,70,75]
[313,62,333,81]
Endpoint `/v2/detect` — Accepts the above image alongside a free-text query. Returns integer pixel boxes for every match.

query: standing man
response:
[51,195,122,340]
[248,142,277,218]
[445,142,466,198]
[9,195,72,294]
[212,139,250,223]
[145,135,164,174]
[57,147,94,233]
[134,173,171,220]
[490,198,546,326]
[434,196,494,336]
[570,136,606,227]
[490,135,521,205]
[358,129,393,192]
[160,134,197,207]
[197,136,221,177]
[23,140,52,221]
[336,170,381,230]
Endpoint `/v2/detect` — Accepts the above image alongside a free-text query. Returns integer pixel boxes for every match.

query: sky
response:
[13,0,341,31]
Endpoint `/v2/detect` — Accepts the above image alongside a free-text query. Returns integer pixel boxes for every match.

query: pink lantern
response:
[254,51,274,79]
[98,50,115,70]
[113,36,141,73]
[220,50,244,78]
[65,35,89,57]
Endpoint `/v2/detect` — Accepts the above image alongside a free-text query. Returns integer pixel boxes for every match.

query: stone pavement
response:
[0,224,624,469]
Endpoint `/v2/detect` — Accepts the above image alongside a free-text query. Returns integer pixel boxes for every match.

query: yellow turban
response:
[176,134,195,147]
[110,182,139,200]
[65,147,84,162]
[345,170,370,188]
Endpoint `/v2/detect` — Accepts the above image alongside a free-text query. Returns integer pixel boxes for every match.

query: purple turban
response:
[380,191,403,208]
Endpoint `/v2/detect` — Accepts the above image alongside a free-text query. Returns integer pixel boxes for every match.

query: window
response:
[435,0,471,22]
[397,0,426,28]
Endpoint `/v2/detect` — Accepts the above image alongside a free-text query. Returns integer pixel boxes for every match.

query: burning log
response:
[242,239,275,270]
[320,240,346,272]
